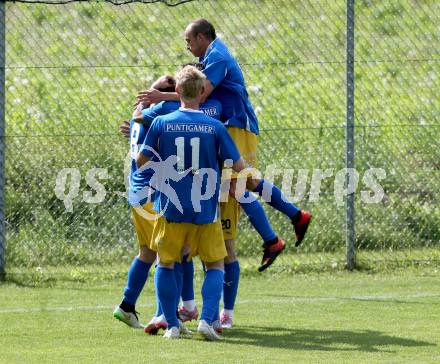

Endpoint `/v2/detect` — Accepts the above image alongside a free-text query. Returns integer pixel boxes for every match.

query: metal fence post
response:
[0,1,5,279]
[346,0,356,270]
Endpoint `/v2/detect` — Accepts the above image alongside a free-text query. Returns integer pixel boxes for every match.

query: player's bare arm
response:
[135,75,177,106]
[131,102,145,124]
[137,88,179,105]
[136,153,150,169]
[232,157,246,173]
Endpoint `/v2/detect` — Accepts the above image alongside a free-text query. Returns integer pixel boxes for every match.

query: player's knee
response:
[182,245,191,257]
[246,177,261,191]
[158,260,174,269]
[224,239,237,263]
[137,246,156,264]
[205,259,224,271]
[228,180,237,197]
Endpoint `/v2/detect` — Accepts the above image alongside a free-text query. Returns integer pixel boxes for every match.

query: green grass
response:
[1,266,439,363]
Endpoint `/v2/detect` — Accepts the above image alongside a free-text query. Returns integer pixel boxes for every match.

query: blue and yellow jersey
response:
[140,109,240,224]
[200,38,259,135]
[129,120,155,206]
[128,99,222,207]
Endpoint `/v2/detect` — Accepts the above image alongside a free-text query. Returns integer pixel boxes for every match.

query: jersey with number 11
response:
[140,108,240,224]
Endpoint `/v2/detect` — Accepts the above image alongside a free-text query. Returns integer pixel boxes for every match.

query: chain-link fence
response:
[2,0,439,273]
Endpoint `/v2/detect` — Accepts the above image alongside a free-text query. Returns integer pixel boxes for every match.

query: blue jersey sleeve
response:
[141,102,166,125]
[217,124,241,163]
[203,51,227,88]
[140,117,163,158]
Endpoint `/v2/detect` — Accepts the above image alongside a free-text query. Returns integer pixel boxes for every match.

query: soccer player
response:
[136,65,244,340]
[115,75,223,332]
[132,81,223,333]
[138,19,312,329]
[133,76,292,331]
[112,102,158,330]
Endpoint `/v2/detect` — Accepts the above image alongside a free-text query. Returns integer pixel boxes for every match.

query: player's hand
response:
[119,120,130,138]
[137,88,164,105]
[133,98,148,109]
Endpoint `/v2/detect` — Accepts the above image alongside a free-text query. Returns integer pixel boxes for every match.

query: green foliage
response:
[4,0,439,268]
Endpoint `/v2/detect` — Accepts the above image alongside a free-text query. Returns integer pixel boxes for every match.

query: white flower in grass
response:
[267,24,276,32]
[98,77,110,87]
[249,85,262,93]
[141,75,154,83]
[61,31,72,40]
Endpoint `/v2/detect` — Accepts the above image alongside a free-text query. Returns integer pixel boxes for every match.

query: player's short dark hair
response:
[190,19,216,40]
[156,75,176,92]
[158,85,176,92]
[182,61,205,71]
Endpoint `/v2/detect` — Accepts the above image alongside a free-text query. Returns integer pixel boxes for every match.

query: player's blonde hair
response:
[175,65,206,102]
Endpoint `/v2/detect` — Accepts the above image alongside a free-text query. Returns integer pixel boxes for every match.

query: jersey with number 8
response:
[129,120,157,206]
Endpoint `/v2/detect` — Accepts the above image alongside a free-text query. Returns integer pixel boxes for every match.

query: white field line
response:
[0,293,438,314]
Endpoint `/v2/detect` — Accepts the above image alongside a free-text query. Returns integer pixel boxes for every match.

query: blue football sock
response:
[238,191,277,243]
[181,255,195,302]
[155,266,179,328]
[122,257,152,306]
[223,261,240,310]
[153,267,163,317]
[213,305,220,322]
[201,269,224,324]
[174,262,183,311]
[254,179,300,220]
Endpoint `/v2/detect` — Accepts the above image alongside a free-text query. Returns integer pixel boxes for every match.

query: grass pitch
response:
[1,266,439,363]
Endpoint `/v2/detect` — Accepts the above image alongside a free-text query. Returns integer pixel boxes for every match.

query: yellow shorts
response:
[152,217,227,264]
[227,126,258,170]
[221,127,258,241]
[131,202,158,251]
